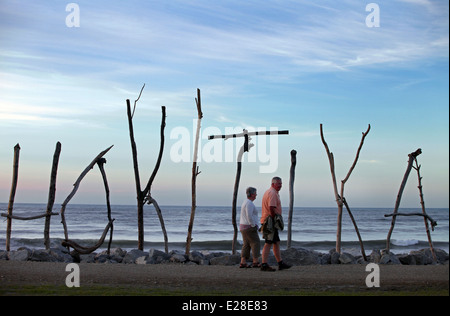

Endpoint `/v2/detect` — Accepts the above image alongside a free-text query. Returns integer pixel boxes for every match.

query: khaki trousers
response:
[240,226,261,260]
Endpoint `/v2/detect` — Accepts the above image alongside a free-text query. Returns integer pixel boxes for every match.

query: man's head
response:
[271,177,282,191]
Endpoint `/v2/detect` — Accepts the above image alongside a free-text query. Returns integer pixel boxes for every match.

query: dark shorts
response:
[264,229,280,244]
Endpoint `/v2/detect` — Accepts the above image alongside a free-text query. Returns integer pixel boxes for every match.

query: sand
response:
[1,260,448,295]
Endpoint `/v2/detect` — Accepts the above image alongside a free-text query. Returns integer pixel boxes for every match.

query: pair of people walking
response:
[239,177,292,271]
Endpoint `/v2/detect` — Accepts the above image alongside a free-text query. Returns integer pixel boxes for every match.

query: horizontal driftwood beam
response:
[384,212,437,229]
[1,212,59,221]
[208,130,289,140]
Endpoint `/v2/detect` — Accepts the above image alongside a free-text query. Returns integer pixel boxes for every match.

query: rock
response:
[379,250,401,265]
[135,256,149,264]
[189,251,205,264]
[49,247,73,262]
[398,253,416,265]
[110,248,127,257]
[210,254,240,266]
[369,249,381,263]
[281,248,321,265]
[434,248,449,263]
[407,248,448,265]
[8,247,32,261]
[94,253,110,263]
[95,249,125,263]
[79,253,97,263]
[170,253,187,263]
[148,248,171,264]
[330,251,341,264]
[339,252,357,264]
[30,249,58,262]
[122,249,147,264]
[320,252,331,264]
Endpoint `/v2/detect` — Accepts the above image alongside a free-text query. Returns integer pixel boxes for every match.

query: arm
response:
[269,206,277,218]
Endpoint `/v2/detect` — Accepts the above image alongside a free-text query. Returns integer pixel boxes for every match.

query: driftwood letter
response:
[320,124,370,257]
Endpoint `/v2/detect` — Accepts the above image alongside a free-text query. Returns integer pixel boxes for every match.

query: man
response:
[260,177,291,271]
[239,187,261,268]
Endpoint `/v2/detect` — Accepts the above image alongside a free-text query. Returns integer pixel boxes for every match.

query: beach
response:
[1,260,448,296]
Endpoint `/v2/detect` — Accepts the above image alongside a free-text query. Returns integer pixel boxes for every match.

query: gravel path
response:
[1,261,448,295]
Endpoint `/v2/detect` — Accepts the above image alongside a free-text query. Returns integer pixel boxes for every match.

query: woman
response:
[239,187,261,268]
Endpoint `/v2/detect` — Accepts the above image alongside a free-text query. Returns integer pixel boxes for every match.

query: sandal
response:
[239,263,250,268]
[252,263,261,268]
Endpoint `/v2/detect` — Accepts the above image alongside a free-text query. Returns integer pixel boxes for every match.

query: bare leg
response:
[262,243,272,263]
[273,242,282,262]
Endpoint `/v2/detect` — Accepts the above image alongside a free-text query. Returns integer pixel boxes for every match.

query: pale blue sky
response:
[1,0,448,207]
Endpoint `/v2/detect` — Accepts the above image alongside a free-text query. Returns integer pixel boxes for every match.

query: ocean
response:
[1,203,448,255]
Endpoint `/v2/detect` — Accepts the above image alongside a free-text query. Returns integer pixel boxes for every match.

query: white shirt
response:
[240,199,259,228]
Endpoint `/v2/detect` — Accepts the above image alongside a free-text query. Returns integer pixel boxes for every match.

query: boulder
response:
[379,250,401,265]
[281,248,321,265]
[369,249,381,263]
[210,254,240,266]
[434,248,449,263]
[170,253,187,263]
[30,249,58,262]
[188,251,205,264]
[148,248,171,264]
[330,251,341,264]
[338,252,357,264]
[8,247,32,261]
[79,253,97,263]
[135,256,149,264]
[122,249,147,264]
[48,247,73,262]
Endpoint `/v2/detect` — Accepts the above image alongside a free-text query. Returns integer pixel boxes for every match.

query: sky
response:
[0,0,448,208]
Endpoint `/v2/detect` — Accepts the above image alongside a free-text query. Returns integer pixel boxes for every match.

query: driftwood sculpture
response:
[208,129,288,254]
[320,124,370,258]
[186,89,203,255]
[385,148,437,261]
[231,134,255,254]
[2,143,60,251]
[126,85,168,252]
[287,149,297,249]
[60,145,115,255]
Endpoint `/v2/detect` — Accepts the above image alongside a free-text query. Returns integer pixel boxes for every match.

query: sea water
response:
[0,203,448,255]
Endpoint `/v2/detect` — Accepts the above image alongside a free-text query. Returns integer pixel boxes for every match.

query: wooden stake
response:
[6,144,20,252]
[287,150,297,249]
[386,148,421,253]
[186,88,203,255]
[44,142,61,250]
[231,135,254,254]
[320,124,370,254]
[126,86,168,252]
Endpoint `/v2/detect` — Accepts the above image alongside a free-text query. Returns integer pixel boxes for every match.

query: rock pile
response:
[1,246,448,266]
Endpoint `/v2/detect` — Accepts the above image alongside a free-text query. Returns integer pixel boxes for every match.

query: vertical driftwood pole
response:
[127,98,144,250]
[147,197,168,253]
[143,105,169,253]
[231,136,254,254]
[97,158,114,255]
[320,124,370,254]
[386,148,422,253]
[186,88,203,255]
[44,142,61,250]
[287,149,297,249]
[413,156,437,261]
[127,87,168,252]
[6,144,20,252]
